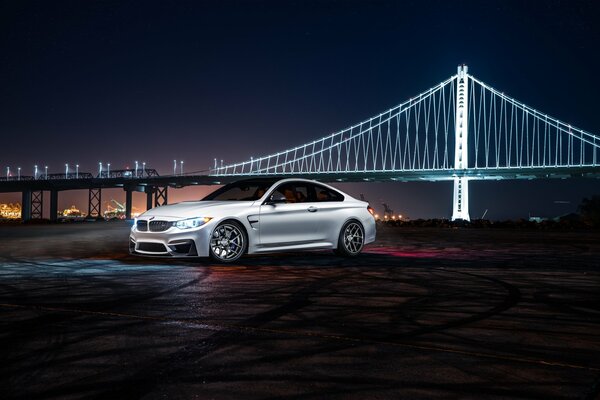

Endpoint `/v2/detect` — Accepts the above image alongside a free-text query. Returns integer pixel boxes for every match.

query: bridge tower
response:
[452,65,470,221]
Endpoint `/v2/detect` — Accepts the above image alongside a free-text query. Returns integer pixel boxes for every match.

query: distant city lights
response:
[379,214,403,221]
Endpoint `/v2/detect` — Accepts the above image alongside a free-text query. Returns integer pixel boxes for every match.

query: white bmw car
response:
[130,178,376,263]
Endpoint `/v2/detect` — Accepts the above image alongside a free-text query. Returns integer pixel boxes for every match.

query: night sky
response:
[1,0,599,219]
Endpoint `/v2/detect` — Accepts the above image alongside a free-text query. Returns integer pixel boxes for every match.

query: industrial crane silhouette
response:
[382,203,394,219]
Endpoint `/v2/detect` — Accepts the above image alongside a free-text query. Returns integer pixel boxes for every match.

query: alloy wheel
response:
[210,223,245,261]
[343,222,364,254]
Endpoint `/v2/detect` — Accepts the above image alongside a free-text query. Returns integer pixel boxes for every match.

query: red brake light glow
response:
[367,205,375,217]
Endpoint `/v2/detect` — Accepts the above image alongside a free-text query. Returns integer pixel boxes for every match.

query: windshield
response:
[202,180,278,201]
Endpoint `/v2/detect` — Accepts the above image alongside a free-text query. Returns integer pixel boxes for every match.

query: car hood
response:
[140,201,255,219]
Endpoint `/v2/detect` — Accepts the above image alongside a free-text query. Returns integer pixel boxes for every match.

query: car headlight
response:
[174,217,212,229]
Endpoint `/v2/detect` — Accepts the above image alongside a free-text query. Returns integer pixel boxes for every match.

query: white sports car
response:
[130,178,376,262]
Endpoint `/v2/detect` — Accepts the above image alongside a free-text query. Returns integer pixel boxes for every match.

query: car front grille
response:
[136,220,148,231]
[149,220,172,232]
[137,242,168,253]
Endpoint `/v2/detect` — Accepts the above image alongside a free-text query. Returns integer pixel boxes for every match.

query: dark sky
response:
[1,0,599,219]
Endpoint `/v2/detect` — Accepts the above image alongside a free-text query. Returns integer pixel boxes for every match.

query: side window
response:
[313,184,344,202]
[272,182,310,203]
[294,185,309,203]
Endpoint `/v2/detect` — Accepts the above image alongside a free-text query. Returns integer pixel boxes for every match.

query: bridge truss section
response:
[31,191,43,219]
[88,188,102,218]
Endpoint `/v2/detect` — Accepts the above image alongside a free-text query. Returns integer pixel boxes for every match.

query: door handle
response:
[307,206,318,213]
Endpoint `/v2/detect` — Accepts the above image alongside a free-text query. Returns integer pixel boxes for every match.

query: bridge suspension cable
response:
[211,69,600,177]
[468,76,599,169]
[212,76,458,175]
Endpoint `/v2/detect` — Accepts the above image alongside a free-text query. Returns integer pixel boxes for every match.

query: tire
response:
[334,220,365,257]
[209,220,248,263]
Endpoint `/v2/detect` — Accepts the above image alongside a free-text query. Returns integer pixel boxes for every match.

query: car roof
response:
[232,177,324,185]
[232,177,353,198]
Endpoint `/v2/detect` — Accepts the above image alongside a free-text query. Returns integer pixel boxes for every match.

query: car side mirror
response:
[266,193,287,205]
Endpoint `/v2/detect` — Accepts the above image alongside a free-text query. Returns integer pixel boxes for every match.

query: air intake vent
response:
[149,220,172,232]
[137,242,167,253]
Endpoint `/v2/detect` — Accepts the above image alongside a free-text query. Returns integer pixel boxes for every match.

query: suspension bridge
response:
[1,65,599,221]
[211,65,600,220]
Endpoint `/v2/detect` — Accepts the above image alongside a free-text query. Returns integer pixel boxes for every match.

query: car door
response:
[309,183,347,242]
[258,181,321,247]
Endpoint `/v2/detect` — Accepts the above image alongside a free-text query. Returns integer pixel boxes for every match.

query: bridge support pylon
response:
[21,190,32,222]
[31,190,43,219]
[452,65,470,221]
[50,190,58,222]
[125,189,133,220]
[146,188,154,211]
[154,186,168,207]
[20,190,45,221]
[452,177,469,221]
[88,188,102,219]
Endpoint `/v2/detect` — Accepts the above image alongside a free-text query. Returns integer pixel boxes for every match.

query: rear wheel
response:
[209,221,247,263]
[334,220,364,257]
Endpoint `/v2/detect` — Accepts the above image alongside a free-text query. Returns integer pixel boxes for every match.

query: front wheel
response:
[334,220,365,257]
[209,221,247,263]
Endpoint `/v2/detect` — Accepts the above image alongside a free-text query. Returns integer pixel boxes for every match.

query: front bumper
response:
[129,223,212,258]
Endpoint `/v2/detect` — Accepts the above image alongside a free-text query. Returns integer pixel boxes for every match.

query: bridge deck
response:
[0,167,599,193]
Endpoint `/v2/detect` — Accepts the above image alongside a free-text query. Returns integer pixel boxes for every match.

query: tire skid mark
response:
[0,302,597,373]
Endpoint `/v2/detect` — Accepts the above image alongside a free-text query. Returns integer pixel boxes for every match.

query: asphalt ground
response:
[0,221,599,399]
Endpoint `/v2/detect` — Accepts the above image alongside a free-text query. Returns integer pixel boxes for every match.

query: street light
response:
[180,160,184,176]
[45,166,48,179]
[142,162,146,176]
[135,161,139,177]
[99,162,103,177]
[107,163,111,177]
[34,165,38,179]
[17,167,21,181]
[76,164,79,179]
[65,163,69,178]
[6,167,9,180]
[173,159,177,175]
